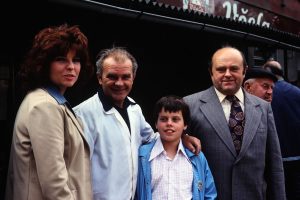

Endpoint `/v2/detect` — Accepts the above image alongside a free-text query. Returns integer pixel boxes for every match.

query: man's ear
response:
[184,125,187,131]
[243,66,248,75]
[244,82,251,92]
[97,75,103,85]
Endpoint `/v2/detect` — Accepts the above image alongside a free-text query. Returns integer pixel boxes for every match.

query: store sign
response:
[156,0,300,35]
[221,1,270,27]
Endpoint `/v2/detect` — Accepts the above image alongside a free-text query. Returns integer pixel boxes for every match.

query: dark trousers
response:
[284,160,300,200]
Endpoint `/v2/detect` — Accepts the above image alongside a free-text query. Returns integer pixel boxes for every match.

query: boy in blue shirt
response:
[136,95,217,200]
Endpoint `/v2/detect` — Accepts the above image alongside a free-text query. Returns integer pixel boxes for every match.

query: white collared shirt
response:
[149,137,193,200]
[214,87,245,122]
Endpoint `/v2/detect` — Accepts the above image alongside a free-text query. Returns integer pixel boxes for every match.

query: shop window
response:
[0,65,9,121]
[247,46,276,68]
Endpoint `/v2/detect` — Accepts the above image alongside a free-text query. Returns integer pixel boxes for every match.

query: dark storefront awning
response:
[50,0,300,50]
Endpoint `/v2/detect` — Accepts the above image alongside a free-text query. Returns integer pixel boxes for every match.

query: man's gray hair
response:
[95,47,138,77]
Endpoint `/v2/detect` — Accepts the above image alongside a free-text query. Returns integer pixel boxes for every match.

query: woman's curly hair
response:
[18,24,93,93]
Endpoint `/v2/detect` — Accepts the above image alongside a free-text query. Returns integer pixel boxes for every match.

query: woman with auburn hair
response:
[5,24,93,200]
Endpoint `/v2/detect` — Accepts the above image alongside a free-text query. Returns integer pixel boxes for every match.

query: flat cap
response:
[244,68,277,82]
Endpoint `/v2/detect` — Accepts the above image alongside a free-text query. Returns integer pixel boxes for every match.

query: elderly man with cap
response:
[243,67,277,102]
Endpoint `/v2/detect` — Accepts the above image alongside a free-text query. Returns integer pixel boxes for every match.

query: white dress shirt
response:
[149,137,193,200]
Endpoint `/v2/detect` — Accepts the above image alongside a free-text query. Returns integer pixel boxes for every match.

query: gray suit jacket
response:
[184,86,285,200]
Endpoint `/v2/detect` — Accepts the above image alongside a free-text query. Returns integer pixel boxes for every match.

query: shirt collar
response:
[214,87,244,104]
[149,137,190,161]
[44,85,67,105]
[178,140,190,159]
[97,88,136,112]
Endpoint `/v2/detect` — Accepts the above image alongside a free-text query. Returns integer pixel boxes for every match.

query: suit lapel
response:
[236,93,262,161]
[200,88,262,160]
[65,105,90,146]
[200,87,237,157]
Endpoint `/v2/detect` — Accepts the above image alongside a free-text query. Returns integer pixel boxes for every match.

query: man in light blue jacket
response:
[136,96,217,200]
[74,47,201,200]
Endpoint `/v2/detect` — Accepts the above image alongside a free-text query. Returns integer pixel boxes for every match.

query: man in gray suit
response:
[183,46,285,200]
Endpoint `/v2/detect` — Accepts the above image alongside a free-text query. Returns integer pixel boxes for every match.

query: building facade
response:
[1,0,299,198]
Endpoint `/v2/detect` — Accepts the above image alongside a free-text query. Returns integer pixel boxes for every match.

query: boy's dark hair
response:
[153,95,190,126]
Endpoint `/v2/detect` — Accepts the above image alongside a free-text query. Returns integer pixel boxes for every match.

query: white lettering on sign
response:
[222,1,270,27]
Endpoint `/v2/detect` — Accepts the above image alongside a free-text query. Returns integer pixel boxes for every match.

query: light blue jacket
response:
[136,140,217,200]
